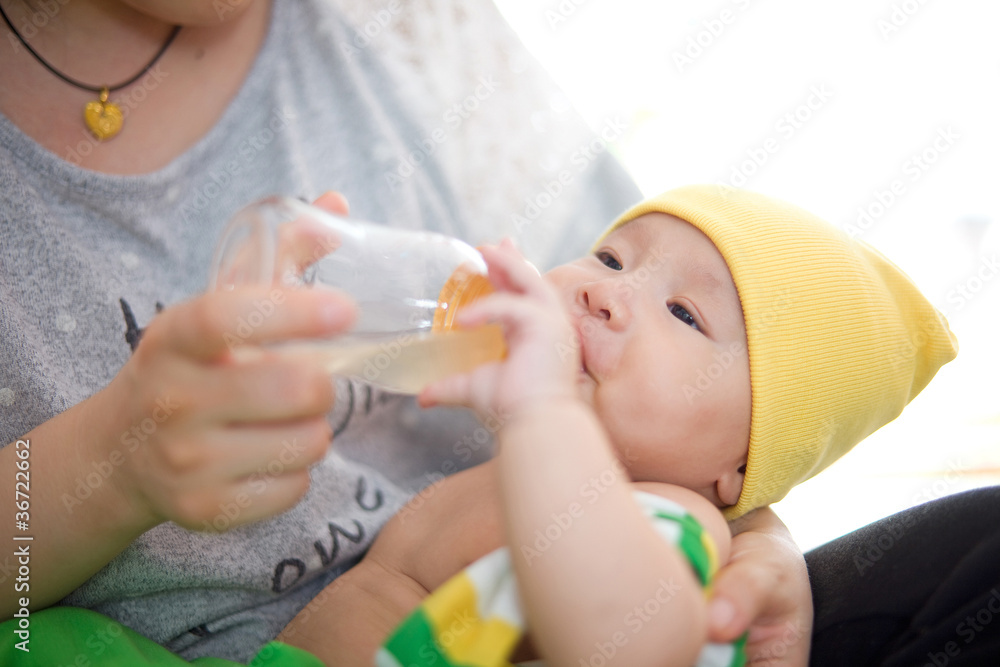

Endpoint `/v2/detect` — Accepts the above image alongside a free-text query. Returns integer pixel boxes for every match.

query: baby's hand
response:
[418,240,579,419]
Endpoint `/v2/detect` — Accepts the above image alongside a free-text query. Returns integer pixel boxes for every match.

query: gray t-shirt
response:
[0,0,640,662]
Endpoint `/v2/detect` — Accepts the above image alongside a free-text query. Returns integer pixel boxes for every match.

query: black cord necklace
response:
[0,2,180,141]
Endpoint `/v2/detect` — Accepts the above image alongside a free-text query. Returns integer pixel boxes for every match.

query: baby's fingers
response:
[418,371,474,408]
[455,292,546,339]
[418,363,500,412]
[478,243,544,297]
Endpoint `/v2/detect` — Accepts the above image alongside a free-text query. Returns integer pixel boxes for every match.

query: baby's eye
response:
[596,251,622,271]
[669,303,700,331]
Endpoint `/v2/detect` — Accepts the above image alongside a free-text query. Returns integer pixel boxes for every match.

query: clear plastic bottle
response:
[209,196,506,393]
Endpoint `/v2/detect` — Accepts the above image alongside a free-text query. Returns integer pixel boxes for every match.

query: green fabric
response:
[656,508,713,587]
[380,608,449,666]
[732,634,748,667]
[0,606,323,667]
[379,491,746,667]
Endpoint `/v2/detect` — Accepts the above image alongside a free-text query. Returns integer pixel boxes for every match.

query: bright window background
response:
[493,0,1000,550]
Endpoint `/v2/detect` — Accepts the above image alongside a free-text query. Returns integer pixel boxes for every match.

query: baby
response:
[278,186,957,667]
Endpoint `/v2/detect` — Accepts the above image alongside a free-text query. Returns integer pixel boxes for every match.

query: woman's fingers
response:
[312,190,350,216]
[418,372,474,409]
[210,418,332,478]
[145,287,356,361]
[194,355,336,423]
[168,468,315,532]
[707,529,812,665]
[272,191,348,276]
[216,192,350,289]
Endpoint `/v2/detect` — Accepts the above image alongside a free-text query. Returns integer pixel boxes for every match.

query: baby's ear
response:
[716,463,746,508]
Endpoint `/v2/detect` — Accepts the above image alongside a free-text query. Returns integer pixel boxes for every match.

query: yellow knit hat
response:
[601,185,958,519]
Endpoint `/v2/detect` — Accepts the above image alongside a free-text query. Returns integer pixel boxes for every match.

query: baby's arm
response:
[420,243,733,667]
[278,462,507,666]
[633,480,732,561]
[497,401,727,667]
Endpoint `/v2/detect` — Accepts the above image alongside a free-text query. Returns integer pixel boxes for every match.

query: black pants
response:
[807,486,1000,666]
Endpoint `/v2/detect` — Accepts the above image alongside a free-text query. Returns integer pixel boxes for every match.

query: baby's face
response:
[544,214,751,507]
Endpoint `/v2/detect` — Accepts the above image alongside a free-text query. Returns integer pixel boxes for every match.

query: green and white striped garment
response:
[376,490,747,667]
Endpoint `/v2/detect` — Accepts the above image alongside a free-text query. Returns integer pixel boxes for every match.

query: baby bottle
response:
[209,196,506,393]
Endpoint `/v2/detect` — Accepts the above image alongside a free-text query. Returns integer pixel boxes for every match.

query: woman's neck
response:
[3,0,176,82]
[0,0,272,174]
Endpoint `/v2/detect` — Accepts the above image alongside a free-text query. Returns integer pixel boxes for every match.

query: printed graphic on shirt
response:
[119,298,163,352]
[271,474,387,593]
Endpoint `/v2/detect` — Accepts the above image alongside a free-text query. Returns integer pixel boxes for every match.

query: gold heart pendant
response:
[83,89,124,141]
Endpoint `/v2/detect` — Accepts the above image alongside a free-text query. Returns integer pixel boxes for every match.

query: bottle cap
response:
[433,265,506,362]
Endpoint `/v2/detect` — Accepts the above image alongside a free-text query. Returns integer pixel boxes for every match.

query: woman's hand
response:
[708,507,812,666]
[215,191,350,288]
[104,192,357,531]
[418,240,579,418]
[106,192,358,531]
[105,285,354,532]
[1,194,359,617]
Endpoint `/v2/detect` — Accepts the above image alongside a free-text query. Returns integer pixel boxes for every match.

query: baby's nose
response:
[582,289,611,321]
[581,281,630,330]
